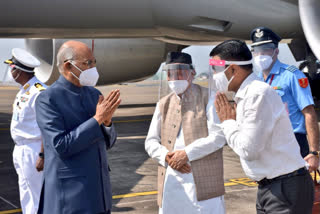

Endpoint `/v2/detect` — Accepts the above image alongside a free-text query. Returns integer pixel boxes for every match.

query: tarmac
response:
[0,81,319,214]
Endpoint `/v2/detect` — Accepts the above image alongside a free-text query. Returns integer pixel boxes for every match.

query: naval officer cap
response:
[250,27,282,48]
[4,48,40,73]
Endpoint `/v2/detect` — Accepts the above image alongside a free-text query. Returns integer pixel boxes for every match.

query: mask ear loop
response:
[68,61,83,81]
[221,65,231,78]
[13,70,22,81]
[270,49,276,59]
[69,61,83,73]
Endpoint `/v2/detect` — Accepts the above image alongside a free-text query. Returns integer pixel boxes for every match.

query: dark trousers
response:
[294,133,309,158]
[256,172,314,214]
[98,211,111,214]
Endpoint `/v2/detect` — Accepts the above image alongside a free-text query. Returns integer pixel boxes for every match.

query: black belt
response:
[257,167,308,186]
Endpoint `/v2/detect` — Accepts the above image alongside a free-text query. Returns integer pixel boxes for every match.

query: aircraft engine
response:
[299,0,320,61]
[25,39,180,85]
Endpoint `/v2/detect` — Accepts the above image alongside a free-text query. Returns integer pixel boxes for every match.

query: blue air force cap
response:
[4,48,40,73]
[250,27,282,48]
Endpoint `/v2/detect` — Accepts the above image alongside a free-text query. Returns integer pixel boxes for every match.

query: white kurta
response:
[145,94,226,214]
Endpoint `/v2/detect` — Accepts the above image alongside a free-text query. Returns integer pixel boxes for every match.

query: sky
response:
[0,39,299,84]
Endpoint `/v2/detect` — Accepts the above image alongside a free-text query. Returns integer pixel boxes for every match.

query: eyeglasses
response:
[64,59,97,67]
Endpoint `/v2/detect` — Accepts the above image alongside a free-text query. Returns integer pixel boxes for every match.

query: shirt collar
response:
[20,76,38,91]
[234,73,259,102]
[258,59,281,81]
[57,75,82,93]
[269,59,281,75]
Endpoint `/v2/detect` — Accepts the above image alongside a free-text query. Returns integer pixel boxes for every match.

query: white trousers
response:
[159,166,225,214]
[13,142,43,214]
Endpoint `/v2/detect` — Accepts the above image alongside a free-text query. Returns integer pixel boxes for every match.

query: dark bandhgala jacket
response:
[36,75,117,214]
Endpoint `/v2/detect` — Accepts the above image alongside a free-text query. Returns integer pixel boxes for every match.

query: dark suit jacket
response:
[36,75,117,214]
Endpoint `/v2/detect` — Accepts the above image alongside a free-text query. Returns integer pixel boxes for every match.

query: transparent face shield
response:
[252,47,275,57]
[159,64,192,99]
[1,63,20,86]
[251,43,276,56]
[251,44,276,73]
[208,58,252,101]
[159,63,209,106]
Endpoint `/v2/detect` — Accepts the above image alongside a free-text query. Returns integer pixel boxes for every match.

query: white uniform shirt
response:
[220,73,305,181]
[145,93,226,214]
[11,76,47,145]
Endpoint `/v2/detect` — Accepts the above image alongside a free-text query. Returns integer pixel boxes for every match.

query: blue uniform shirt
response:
[258,60,314,134]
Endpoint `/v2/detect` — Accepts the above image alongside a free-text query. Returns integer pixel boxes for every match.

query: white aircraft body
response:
[0,0,319,85]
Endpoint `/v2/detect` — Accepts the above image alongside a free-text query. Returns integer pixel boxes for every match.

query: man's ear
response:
[232,65,241,75]
[230,65,236,74]
[63,61,72,72]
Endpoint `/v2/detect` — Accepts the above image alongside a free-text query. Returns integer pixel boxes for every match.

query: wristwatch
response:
[309,151,319,157]
[39,152,44,159]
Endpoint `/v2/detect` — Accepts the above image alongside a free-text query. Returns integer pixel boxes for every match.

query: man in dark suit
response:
[36,40,121,214]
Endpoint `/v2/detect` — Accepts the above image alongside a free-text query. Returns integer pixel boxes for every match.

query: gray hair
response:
[56,46,76,73]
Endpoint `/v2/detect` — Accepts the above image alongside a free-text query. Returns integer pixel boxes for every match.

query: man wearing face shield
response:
[212,40,314,214]
[35,40,121,214]
[145,52,226,214]
[250,27,319,172]
[3,48,46,214]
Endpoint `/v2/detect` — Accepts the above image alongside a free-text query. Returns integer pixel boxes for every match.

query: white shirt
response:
[145,93,226,214]
[220,73,305,181]
[11,76,47,145]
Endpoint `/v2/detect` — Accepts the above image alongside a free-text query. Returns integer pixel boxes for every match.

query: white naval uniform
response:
[145,94,226,214]
[11,76,47,214]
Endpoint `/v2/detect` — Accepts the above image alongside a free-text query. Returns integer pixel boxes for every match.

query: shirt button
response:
[168,140,171,144]
[161,172,164,175]
[173,124,176,128]
[177,110,180,113]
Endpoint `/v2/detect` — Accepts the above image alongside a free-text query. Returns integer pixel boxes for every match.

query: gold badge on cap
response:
[255,29,264,38]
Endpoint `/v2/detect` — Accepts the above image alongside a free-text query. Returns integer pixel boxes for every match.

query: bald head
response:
[56,40,92,73]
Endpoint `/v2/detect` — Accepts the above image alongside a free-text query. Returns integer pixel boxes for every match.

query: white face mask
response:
[70,63,99,86]
[253,51,275,72]
[168,80,189,95]
[212,71,228,92]
[8,69,21,81]
[212,65,235,101]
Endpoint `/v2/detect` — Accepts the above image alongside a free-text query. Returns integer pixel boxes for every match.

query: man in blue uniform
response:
[35,40,121,214]
[250,27,319,171]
